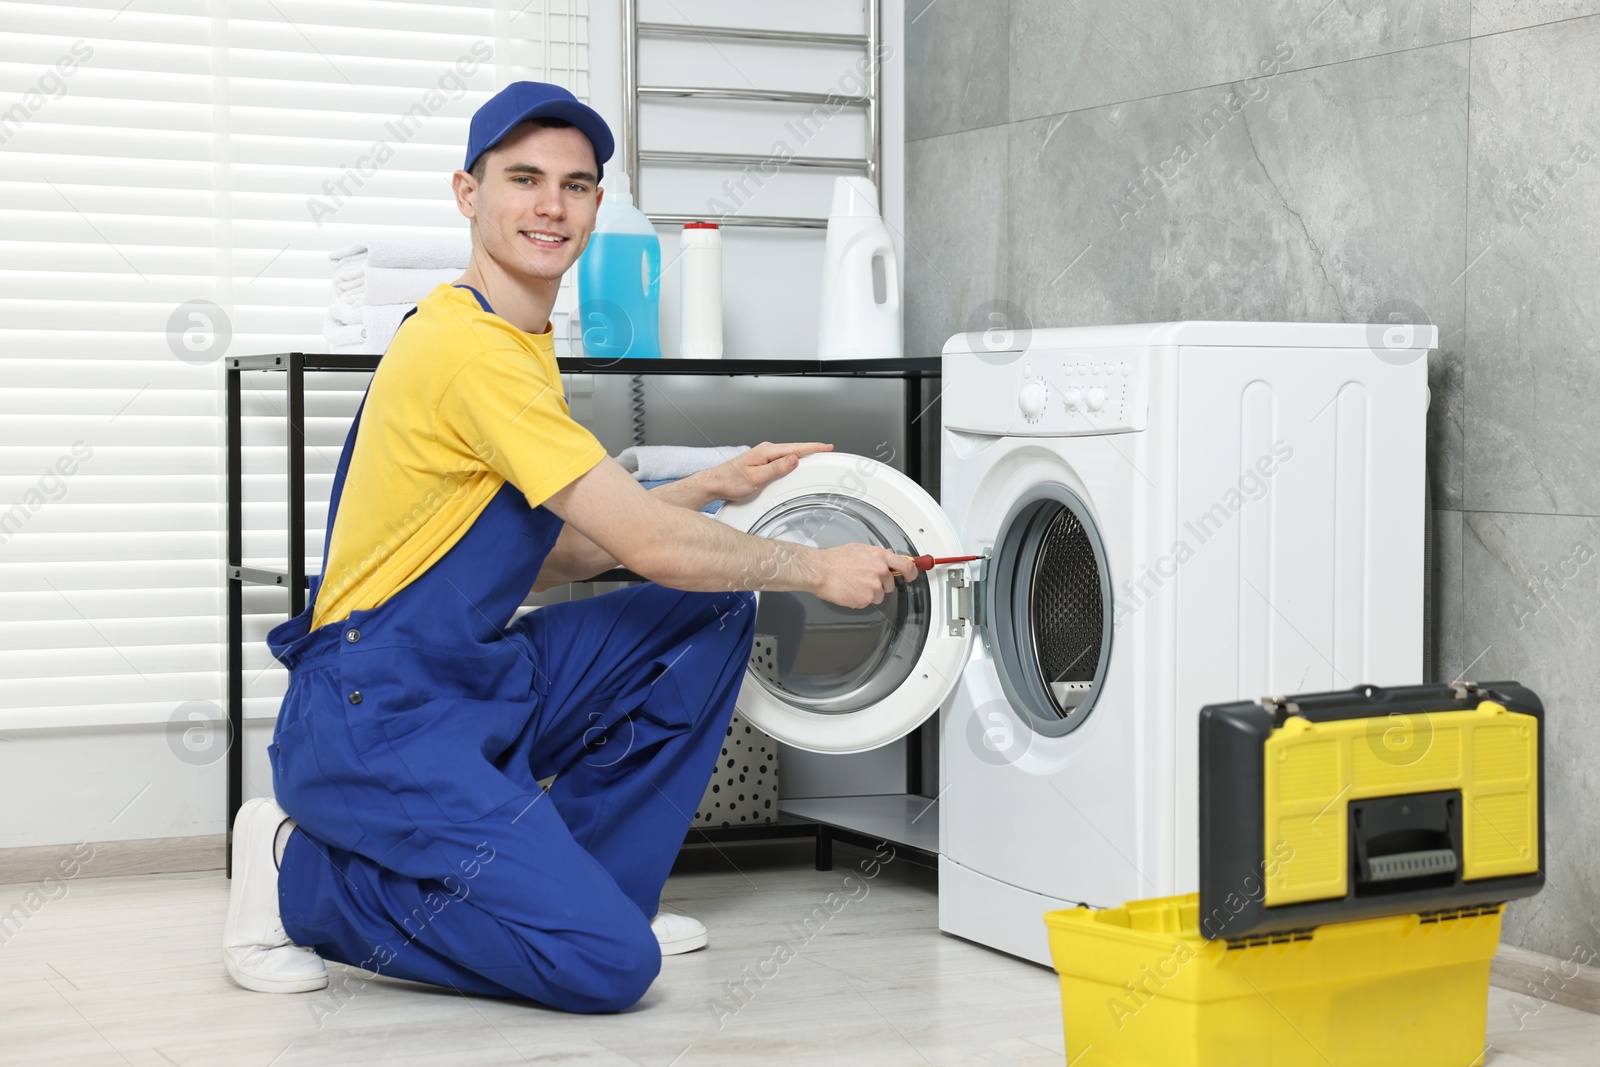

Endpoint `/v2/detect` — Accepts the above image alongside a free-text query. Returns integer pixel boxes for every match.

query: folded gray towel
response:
[615,444,749,482]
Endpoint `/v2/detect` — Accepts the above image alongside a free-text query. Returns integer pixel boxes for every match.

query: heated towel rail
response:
[621,0,882,228]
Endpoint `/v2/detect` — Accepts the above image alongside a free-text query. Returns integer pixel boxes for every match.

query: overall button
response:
[348,691,363,705]
[345,628,360,643]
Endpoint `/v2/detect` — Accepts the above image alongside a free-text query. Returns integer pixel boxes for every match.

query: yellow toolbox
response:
[1046,895,1503,1067]
[1045,681,1545,1067]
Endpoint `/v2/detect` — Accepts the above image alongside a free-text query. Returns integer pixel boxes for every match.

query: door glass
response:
[747,494,932,714]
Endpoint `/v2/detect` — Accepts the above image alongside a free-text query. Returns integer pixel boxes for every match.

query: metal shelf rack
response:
[623,0,882,228]
[225,353,941,874]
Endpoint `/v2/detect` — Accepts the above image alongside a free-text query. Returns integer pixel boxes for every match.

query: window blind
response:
[0,0,590,730]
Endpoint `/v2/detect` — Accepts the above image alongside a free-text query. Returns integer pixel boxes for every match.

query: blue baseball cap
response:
[464,81,614,180]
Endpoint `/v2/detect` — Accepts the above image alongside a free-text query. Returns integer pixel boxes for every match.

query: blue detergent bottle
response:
[575,172,662,360]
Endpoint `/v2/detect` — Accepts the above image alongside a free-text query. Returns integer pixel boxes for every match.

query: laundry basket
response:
[693,712,780,827]
[1044,893,1502,1067]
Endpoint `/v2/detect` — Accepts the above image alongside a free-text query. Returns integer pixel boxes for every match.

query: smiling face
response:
[456,120,602,285]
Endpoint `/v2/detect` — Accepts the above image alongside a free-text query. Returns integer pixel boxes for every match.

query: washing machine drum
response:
[983,486,1114,737]
[715,453,975,754]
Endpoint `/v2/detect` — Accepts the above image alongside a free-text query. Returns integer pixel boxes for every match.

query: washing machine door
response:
[715,452,975,754]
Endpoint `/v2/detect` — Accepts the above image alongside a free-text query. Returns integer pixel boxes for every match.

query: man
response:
[221,82,915,1013]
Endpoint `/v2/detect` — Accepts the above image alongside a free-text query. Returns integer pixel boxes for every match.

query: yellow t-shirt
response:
[311,283,608,630]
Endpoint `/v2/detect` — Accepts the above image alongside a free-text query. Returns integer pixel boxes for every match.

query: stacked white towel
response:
[322,239,472,354]
[614,445,750,482]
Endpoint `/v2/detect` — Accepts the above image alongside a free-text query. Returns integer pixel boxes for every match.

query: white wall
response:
[0,0,910,850]
[0,723,272,850]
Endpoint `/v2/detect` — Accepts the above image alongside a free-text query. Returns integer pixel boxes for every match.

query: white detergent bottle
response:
[678,222,723,358]
[817,176,901,360]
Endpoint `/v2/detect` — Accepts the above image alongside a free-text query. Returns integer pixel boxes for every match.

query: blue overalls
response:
[265,286,756,1013]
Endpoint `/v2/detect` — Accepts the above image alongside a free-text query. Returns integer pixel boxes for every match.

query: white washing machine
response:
[716,320,1432,966]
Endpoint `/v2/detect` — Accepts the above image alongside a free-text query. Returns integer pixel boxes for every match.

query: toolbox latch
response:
[1258,694,1301,725]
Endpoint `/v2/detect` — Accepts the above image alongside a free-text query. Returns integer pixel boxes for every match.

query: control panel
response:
[943,348,1151,436]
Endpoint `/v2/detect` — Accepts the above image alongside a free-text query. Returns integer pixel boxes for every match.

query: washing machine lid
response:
[716,452,975,754]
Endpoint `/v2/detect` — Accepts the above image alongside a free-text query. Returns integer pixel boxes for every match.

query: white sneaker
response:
[652,912,709,955]
[222,798,328,993]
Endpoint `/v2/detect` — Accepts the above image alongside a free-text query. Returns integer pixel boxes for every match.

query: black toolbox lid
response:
[1197,681,1545,941]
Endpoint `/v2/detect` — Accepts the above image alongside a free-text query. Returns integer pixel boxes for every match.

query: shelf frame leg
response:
[226,366,244,876]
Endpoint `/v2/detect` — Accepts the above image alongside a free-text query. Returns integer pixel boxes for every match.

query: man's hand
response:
[704,441,834,504]
[544,454,917,608]
[809,543,920,609]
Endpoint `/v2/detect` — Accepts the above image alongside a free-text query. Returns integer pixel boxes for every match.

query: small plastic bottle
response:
[575,172,662,360]
[679,222,722,359]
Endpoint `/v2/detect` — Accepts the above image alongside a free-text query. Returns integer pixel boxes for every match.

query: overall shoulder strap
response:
[311,285,487,609]
[309,299,425,608]
[453,282,495,314]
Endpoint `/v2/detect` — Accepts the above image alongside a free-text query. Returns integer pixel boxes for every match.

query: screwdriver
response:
[904,554,985,571]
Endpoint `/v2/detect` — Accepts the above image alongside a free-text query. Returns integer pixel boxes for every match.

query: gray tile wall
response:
[906,0,1598,961]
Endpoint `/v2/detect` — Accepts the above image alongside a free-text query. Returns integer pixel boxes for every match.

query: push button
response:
[345,628,360,643]
[348,691,363,705]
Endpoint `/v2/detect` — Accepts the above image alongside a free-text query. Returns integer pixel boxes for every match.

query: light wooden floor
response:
[1,842,1596,1066]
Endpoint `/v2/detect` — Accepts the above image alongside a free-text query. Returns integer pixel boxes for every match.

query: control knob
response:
[1086,387,1107,412]
[1063,388,1083,411]
[1018,381,1047,418]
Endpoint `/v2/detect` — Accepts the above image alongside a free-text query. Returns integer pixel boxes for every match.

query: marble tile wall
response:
[905,0,1599,961]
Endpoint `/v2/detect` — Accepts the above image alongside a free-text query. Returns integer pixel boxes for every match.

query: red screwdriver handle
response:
[906,554,983,571]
